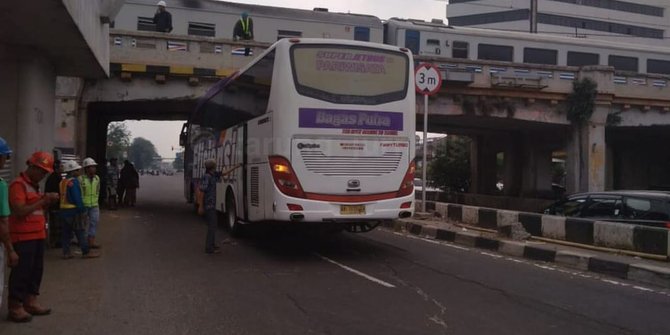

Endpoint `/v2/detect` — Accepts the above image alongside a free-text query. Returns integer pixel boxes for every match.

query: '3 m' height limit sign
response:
[415,63,442,212]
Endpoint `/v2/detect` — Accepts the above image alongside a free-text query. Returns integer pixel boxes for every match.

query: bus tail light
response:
[269,156,305,198]
[287,203,303,211]
[396,161,416,197]
[665,221,670,229]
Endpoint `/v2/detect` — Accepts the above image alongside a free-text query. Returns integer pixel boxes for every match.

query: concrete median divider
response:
[414,200,670,258]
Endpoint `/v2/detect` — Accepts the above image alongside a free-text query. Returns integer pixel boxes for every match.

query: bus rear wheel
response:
[225,192,243,237]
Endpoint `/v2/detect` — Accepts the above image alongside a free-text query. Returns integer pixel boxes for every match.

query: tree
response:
[428,136,471,193]
[128,137,160,170]
[565,78,598,189]
[106,122,131,160]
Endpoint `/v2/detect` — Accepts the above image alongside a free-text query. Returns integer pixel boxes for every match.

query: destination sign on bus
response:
[299,108,403,130]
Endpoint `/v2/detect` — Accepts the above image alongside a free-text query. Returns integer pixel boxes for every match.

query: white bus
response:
[182,38,416,235]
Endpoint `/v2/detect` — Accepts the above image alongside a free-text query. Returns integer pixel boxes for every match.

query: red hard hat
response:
[27,151,54,173]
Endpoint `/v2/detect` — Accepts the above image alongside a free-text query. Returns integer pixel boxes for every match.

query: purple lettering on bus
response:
[299,108,403,131]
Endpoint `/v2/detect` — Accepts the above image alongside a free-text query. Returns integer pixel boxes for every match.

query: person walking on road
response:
[153,1,173,33]
[0,138,18,312]
[233,11,254,56]
[80,158,102,249]
[59,161,100,260]
[200,159,221,254]
[121,162,139,207]
[106,158,119,210]
[7,151,59,323]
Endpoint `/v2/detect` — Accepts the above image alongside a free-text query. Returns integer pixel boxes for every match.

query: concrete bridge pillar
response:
[16,55,56,165]
[520,141,553,197]
[566,104,609,193]
[470,135,499,194]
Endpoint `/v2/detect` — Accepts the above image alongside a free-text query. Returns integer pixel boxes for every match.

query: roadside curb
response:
[381,219,670,289]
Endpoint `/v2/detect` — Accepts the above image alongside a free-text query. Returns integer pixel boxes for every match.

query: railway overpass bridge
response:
[69,29,670,206]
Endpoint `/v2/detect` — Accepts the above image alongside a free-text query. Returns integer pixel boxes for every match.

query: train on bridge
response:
[115,0,670,76]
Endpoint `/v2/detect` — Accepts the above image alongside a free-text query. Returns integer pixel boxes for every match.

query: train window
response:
[427,39,440,46]
[188,22,215,37]
[478,44,513,62]
[405,30,421,55]
[523,47,558,65]
[452,41,469,59]
[567,51,600,67]
[277,30,302,41]
[137,17,156,32]
[609,55,638,72]
[647,59,670,75]
[354,27,370,42]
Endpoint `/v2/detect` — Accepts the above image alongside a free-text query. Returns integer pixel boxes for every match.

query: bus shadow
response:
[232,224,404,263]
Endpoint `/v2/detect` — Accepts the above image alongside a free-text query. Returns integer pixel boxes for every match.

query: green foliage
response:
[428,136,471,193]
[128,137,160,170]
[106,122,131,160]
[565,78,598,125]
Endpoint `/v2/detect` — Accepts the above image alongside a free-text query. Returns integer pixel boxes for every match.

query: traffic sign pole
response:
[414,63,442,213]
[422,94,428,213]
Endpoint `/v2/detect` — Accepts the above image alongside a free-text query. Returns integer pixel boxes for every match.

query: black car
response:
[544,191,670,229]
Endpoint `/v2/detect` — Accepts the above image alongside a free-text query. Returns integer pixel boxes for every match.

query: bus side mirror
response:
[179,122,188,146]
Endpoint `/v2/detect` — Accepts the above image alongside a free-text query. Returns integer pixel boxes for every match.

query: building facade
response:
[447,0,669,47]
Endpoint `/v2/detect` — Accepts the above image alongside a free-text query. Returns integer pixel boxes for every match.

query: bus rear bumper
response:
[272,193,415,223]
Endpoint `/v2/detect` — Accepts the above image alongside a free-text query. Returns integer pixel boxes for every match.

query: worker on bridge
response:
[0,138,17,315]
[233,11,254,56]
[153,1,173,33]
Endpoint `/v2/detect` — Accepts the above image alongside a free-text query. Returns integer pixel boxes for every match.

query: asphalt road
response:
[1,174,669,335]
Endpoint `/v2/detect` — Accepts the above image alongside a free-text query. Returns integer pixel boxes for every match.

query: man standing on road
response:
[200,159,221,254]
[44,160,62,247]
[7,151,59,323]
[0,138,18,312]
[80,158,102,249]
[59,161,100,260]
[153,1,173,33]
[106,158,119,210]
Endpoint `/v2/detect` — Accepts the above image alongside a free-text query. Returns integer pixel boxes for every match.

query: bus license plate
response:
[340,205,365,215]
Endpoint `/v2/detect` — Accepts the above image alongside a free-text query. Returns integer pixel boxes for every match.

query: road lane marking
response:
[314,253,396,288]
[390,231,470,250]
[380,228,670,297]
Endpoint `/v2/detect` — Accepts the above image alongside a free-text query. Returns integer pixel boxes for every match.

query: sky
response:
[228,0,448,21]
[122,1,448,158]
[124,121,184,159]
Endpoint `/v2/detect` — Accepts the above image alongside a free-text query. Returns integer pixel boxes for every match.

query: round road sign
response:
[415,63,442,96]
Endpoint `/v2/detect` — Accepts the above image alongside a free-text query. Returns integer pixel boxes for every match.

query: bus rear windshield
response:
[290,44,409,105]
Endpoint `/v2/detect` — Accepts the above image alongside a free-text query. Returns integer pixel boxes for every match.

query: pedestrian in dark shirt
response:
[233,12,254,56]
[200,159,220,254]
[200,159,240,254]
[44,161,62,247]
[153,1,172,33]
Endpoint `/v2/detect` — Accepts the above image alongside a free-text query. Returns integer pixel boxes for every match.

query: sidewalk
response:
[381,216,670,289]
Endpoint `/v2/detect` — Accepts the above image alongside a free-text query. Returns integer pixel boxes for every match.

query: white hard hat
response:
[62,160,82,173]
[82,157,98,168]
[157,1,166,7]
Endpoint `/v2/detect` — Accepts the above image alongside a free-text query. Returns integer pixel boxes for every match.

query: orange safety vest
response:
[59,178,77,210]
[8,174,47,243]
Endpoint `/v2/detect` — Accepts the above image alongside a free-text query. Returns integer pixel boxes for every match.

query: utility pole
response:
[530,0,538,33]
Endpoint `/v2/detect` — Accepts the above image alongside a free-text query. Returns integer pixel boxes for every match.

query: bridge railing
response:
[109,29,670,104]
[110,29,271,76]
